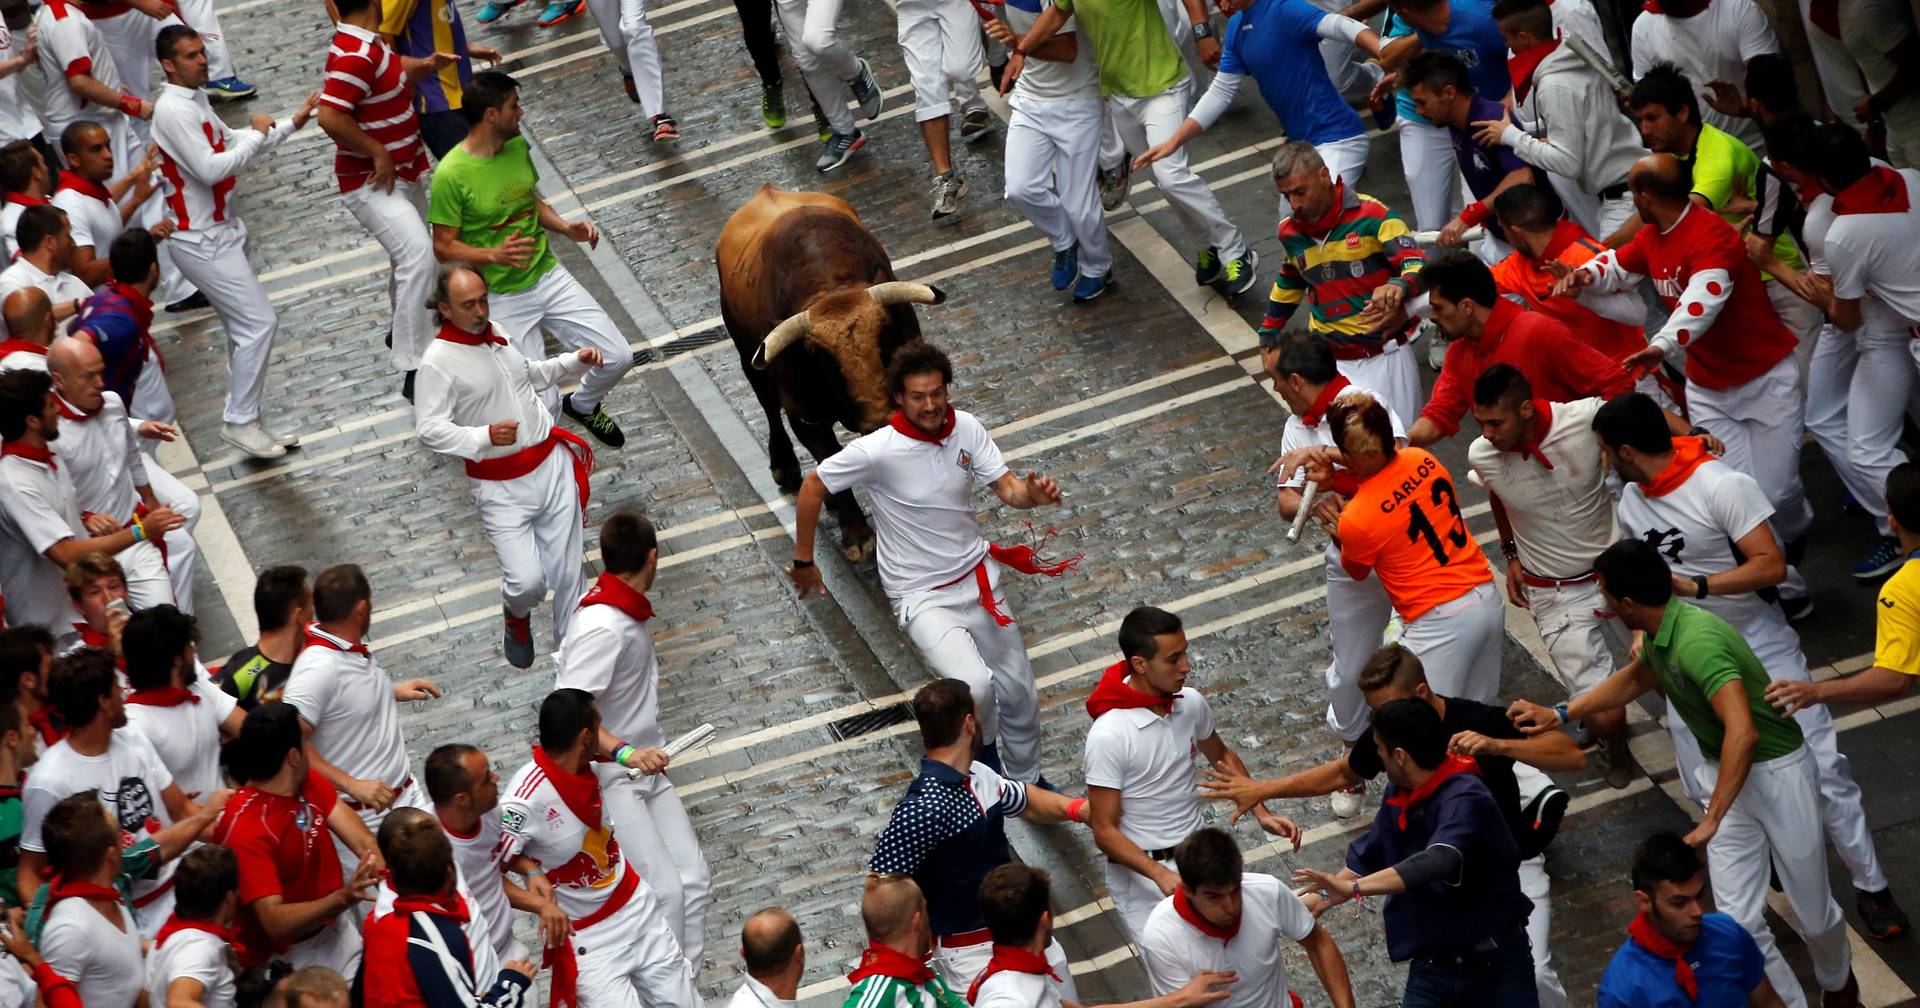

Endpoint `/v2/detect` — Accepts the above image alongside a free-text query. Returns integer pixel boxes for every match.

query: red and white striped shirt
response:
[320,24,427,194]
[151,82,291,234]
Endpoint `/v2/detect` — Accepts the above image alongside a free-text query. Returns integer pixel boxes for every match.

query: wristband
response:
[1458,200,1490,228]
[1500,540,1518,562]
[614,744,636,766]
[130,519,146,543]
[1190,20,1212,38]
[1687,426,1710,437]
[1350,880,1364,902]
[1013,46,1027,56]
[1065,797,1088,823]
[792,558,814,569]
[1694,574,1710,599]
[1552,702,1569,726]
[117,92,143,117]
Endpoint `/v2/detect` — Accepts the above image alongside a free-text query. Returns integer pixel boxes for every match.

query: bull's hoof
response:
[771,464,803,494]
[840,529,877,565]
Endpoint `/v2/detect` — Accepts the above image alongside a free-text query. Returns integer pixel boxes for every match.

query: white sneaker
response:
[1381,613,1404,647]
[1422,321,1447,370]
[1330,782,1366,819]
[223,421,287,459]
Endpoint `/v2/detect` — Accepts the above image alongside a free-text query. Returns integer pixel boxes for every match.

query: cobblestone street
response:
[142,0,1920,1002]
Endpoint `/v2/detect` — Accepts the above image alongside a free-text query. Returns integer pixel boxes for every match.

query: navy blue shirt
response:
[1345,769,1532,960]
[1598,913,1766,1008]
[1411,0,1511,102]
[869,758,1029,936]
[1220,0,1365,145]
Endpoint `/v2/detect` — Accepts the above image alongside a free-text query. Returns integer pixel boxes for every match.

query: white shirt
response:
[1277,382,1406,566]
[280,626,415,794]
[1140,873,1316,1008]
[32,1,125,133]
[0,201,28,262]
[727,976,799,1008]
[151,82,292,235]
[1826,168,1920,328]
[20,729,179,904]
[1467,397,1619,580]
[124,669,239,801]
[0,24,38,144]
[52,179,124,257]
[0,344,46,373]
[815,410,1011,597]
[40,895,145,1008]
[0,258,93,341]
[1629,0,1776,149]
[1082,684,1215,850]
[972,968,1060,1008]
[146,926,237,1008]
[0,449,86,631]
[445,814,516,961]
[555,600,665,750]
[1003,1,1101,102]
[53,391,145,521]
[497,757,638,920]
[414,326,591,462]
[1615,455,1779,629]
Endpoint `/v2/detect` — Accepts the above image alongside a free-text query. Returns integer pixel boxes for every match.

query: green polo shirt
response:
[1054,0,1185,98]
[1643,599,1802,762]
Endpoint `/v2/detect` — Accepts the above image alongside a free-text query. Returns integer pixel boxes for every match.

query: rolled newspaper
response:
[1287,480,1319,544]
[626,723,717,778]
[1411,226,1488,244]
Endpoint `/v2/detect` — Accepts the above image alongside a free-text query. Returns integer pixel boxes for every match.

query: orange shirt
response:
[1490,221,1647,364]
[1338,448,1493,621]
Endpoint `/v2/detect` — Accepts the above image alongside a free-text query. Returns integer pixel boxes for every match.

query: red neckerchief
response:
[1831,166,1911,216]
[54,393,96,421]
[106,281,154,330]
[0,339,47,360]
[1509,39,1560,102]
[54,171,109,203]
[531,744,602,831]
[302,627,370,656]
[967,945,1059,1003]
[1641,436,1714,498]
[1383,754,1479,830]
[125,686,200,707]
[888,407,956,445]
[845,944,936,986]
[45,873,122,911]
[1300,375,1352,428]
[27,709,64,746]
[153,916,234,949]
[1173,887,1239,942]
[1298,181,1350,238]
[577,571,654,623]
[72,622,109,650]
[1085,659,1175,719]
[1642,0,1706,13]
[1,192,45,207]
[434,320,506,347]
[1806,0,1839,35]
[1627,911,1698,1000]
[1511,399,1556,470]
[393,890,471,924]
[1,441,55,470]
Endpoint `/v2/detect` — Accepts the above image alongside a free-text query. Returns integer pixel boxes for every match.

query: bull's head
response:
[750,281,948,430]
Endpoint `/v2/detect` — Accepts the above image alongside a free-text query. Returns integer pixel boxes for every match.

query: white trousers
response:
[489,264,636,415]
[1594,193,1637,239]
[1104,856,1175,945]
[1323,545,1394,742]
[1523,578,1626,698]
[1691,745,1852,1004]
[1005,95,1113,279]
[934,937,1077,1001]
[897,0,986,123]
[587,0,668,117]
[1396,120,1460,232]
[572,878,704,1008]
[167,222,277,425]
[892,559,1042,782]
[1686,354,1811,544]
[283,915,364,979]
[774,0,863,135]
[1335,344,1422,430]
[1518,853,1568,1008]
[171,0,237,80]
[119,538,174,610]
[1108,81,1248,262]
[596,767,713,968]
[343,178,436,373]
[1804,321,1915,536]
[1396,580,1504,704]
[470,449,587,648]
[145,463,200,615]
[1317,133,1371,190]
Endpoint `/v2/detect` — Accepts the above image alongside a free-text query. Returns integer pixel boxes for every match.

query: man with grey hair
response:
[728,908,803,1008]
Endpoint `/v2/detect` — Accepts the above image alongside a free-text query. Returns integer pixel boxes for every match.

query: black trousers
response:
[733,0,781,87]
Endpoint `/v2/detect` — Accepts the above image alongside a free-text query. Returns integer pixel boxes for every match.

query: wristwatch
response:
[1693,574,1710,599]
[1190,19,1213,37]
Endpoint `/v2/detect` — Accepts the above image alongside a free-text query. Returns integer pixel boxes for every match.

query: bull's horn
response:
[866,282,947,307]
[750,310,813,370]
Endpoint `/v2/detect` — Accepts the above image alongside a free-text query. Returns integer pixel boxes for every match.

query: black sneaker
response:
[1857,888,1910,940]
[401,370,416,403]
[1222,249,1260,296]
[1780,594,1814,623]
[503,608,534,669]
[562,392,626,447]
[1193,247,1222,285]
[165,291,209,312]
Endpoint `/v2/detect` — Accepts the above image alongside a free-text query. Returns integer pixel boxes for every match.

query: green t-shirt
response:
[1643,599,1803,762]
[1054,0,1185,98]
[1688,124,1803,273]
[426,135,557,295]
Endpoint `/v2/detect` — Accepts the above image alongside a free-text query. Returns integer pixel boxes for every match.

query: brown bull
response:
[717,184,946,561]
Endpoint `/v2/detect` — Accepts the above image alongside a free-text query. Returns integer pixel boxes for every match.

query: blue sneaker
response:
[1050,245,1078,291]
[476,0,521,21]
[535,0,585,26]
[202,76,256,101]
[1851,537,1902,580]
[1071,270,1113,302]
[1030,775,1062,794]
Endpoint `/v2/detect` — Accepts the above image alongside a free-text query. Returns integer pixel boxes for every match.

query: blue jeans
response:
[1402,934,1539,1008]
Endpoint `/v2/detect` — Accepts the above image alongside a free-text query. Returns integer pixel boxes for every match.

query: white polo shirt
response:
[554,587,665,750]
[40,894,145,1008]
[146,926,237,1008]
[1467,397,1618,580]
[0,448,86,631]
[1616,454,1778,630]
[54,391,145,521]
[1139,873,1316,1008]
[972,967,1060,1008]
[1826,168,1920,328]
[280,627,415,796]
[1083,685,1215,851]
[20,729,178,908]
[444,814,516,962]
[52,176,124,257]
[0,259,93,340]
[815,410,1010,598]
[727,976,799,1008]
[124,667,239,801]
[1629,0,1776,149]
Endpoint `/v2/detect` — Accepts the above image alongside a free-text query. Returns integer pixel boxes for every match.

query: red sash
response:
[943,544,1082,628]
[465,429,594,514]
[540,868,639,1008]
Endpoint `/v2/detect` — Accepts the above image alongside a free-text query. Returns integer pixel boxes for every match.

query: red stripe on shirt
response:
[199,122,235,223]
[323,30,427,193]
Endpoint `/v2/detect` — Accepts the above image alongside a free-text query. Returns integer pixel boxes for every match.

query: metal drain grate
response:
[828,703,915,742]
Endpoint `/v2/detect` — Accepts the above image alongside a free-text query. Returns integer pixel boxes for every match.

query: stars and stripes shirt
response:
[320,24,428,194]
[868,758,1027,937]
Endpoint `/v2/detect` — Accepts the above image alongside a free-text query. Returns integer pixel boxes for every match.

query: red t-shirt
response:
[1612,204,1795,389]
[1421,299,1635,437]
[319,26,428,193]
[212,770,344,967]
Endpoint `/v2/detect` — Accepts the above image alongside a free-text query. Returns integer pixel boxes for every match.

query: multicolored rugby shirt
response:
[1259,183,1424,356]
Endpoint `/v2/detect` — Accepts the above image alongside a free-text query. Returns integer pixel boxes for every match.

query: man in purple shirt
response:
[1406,51,1539,263]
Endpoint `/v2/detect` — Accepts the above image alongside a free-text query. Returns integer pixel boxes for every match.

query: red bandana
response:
[967,945,1059,1003]
[28,708,65,747]
[1508,39,1560,103]
[153,916,234,949]
[434,320,507,347]
[54,394,96,421]
[1383,754,1480,830]
[394,890,471,924]
[1831,166,1911,216]
[1805,0,1840,35]
[1511,400,1556,470]
[106,281,154,330]
[1641,436,1714,499]
[54,171,110,203]
[1,441,55,470]
[302,627,370,656]
[1,192,46,207]
[845,944,936,986]
[1173,887,1239,942]
[1085,659,1175,719]
[1299,375,1352,428]
[577,571,654,623]
[888,407,956,444]
[125,686,200,707]
[974,543,1083,627]
[1627,911,1698,1000]
[0,339,47,360]
[45,873,122,911]
[1641,0,1706,13]
[71,622,109,651]
[531,744,603,831]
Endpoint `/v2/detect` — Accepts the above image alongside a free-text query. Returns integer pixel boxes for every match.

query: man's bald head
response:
[741,907,803,980]
[46,336,99,377]
[2,288,51,347]
[1629,154,1692,203]
[862,876,926,945]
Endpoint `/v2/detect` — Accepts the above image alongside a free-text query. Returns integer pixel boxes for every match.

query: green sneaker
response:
[1222,249,1260,296]
[562,393,626,447]
[760,83,787,129]
[1194,247,1222,285]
